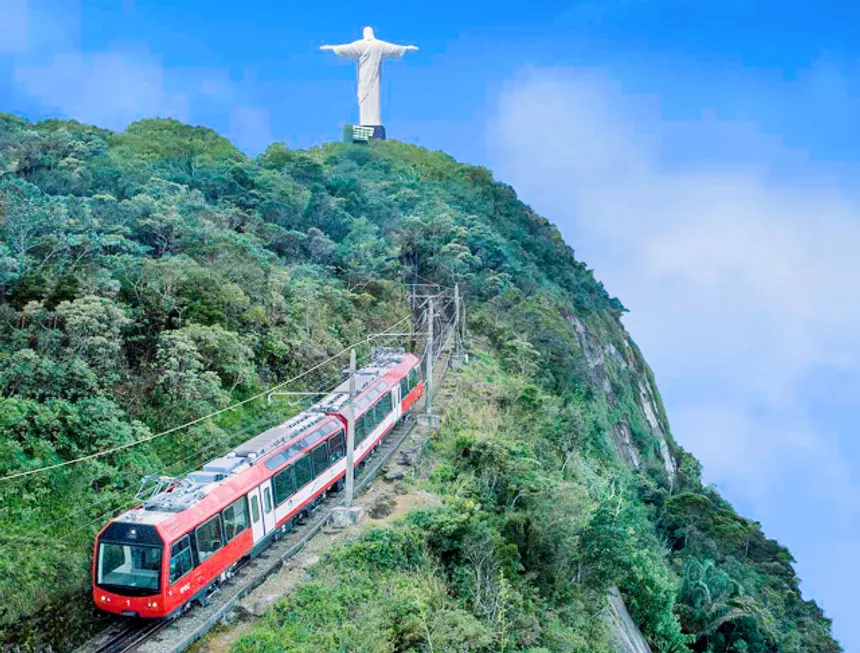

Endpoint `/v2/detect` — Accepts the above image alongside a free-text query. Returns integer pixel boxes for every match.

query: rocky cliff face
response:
[569,313,678,486]
[605,587,654,653]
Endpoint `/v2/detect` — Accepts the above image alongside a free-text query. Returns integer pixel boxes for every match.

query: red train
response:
[92,350,423,618]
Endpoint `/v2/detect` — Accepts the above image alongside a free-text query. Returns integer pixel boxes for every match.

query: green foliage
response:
[325,526,426,573]
[653,489,842,652]
[0,115,840,653]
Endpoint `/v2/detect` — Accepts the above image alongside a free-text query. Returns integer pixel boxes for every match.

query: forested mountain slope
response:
[0,115,841,652]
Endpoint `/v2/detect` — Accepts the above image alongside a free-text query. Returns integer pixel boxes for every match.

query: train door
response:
[248,488,265,544]
[393,384,402,421]
[395,377,405,421]
[259,480,276,534]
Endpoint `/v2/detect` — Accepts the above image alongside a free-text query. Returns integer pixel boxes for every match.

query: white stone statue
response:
[321,27,418,127]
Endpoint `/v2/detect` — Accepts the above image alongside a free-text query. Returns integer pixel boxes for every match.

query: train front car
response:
[93,517,168,618]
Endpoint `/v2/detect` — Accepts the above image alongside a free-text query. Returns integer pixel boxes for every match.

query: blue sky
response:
[1,0,858,649]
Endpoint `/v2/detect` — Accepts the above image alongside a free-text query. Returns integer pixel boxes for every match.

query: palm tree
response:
[678,559,772,650]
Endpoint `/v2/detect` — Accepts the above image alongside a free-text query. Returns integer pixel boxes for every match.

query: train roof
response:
[315,349,416,414]
[107,349,418,537]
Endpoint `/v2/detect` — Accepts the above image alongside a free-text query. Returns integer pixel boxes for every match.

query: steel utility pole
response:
[345,348,357,507]
[410,283,417,354]
[425,298,434,417]
[454,284,462,358]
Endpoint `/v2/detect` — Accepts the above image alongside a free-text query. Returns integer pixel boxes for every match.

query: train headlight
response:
[146,600,158,608]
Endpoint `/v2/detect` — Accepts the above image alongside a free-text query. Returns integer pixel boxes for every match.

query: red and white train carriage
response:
[92,350,423,618]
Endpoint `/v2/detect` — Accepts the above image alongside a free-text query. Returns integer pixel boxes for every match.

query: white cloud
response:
[670,401,857,515]
[487,70,860,403]
[2,3,263,150]
[486,69,860,638]
[10,42,265,152]
[13,50,191,130]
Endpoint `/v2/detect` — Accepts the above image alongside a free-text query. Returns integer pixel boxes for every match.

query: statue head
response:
[363,26,375,40]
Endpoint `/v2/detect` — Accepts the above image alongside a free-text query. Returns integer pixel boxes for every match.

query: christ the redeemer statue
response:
[321,27,418,128]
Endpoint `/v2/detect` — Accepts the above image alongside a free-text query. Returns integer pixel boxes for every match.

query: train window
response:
[366,404,375,432]
[169,536,194,584]
[294,455,313,489]
[223,498,249,541]
[304,428,325,447]
[273,466,296,506]
[356,415,367,443]
[311,442,329,476]
[408,368,419,389]
[400,377,408,398]
[329,431,345,462]
[250,495,260,523]
[263,488,272,513]
[97,542,162,591]
[265,451,287,471]
[195,515,224,563]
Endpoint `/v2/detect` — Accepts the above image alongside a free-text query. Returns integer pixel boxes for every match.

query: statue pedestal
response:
[343,125,386,143]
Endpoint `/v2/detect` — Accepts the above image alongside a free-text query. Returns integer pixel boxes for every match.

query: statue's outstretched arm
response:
[321,41,363,59]
[380,41,418,60]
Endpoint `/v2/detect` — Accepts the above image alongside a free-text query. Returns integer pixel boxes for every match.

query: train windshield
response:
[97,541,162,593]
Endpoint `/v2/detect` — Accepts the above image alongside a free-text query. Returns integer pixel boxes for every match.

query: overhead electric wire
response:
[0,343,399,552]
[161,351,379,476]
[2,350,378,542]
[2,342,385,536]
[3,399,312,549]
[0,314,413,483]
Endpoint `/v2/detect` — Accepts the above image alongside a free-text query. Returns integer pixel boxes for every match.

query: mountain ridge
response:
[0,115,840,652]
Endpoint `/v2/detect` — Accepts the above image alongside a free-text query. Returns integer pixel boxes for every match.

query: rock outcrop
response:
[568,314,676,483]
[604,587,654,653]
[638,379,677,487]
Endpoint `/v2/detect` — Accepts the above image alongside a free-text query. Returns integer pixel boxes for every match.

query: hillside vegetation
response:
[0,115,841,652]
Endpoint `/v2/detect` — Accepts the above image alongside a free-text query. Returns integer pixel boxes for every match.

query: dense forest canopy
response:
[0,115,841,652]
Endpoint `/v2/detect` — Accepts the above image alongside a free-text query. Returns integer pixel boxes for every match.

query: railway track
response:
[74,335,455,653]
[80,619,171,653]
